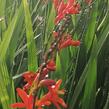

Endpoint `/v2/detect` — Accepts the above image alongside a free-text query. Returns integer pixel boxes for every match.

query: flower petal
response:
[54,79,62,90]
[57,97,67,108]
[52,100,61,109]
[11,103,26,108]
[58,0,66,14]
[36,94,49,107]
[28,95,34,109]
[16,88,28,104]
[47,59,56,71]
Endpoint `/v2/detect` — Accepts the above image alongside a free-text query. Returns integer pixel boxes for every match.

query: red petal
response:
[68,8,79,14]
[58,0,66,14]
[11,103,26,108]
[57,97,67,108]
[68,4,80,14]
[55,13,65,24]
[16,88,28,104]
[23,71,37,83]
[52,101,61,109]
[59,36,80,49]
[59,39,71,49]
[36,94,49,106]
[28,95,33,109]
[54,79,62,90]
[53,31,59,38]
[71,40,80,46]
[43,101,51,106]
[47,60,56,71]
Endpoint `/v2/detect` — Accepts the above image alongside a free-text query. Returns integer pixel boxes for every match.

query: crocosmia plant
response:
[11,0,80,108]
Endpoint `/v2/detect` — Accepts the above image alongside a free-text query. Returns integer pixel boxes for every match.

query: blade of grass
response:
[103,93,109,109]
[0,11,19,60]
[7,3,24,66]
[0,61,14,109]
[84,1,98,53]
[23,0,38,71]
[45,3,55,44]
[0,0,6,35]
[82,38,97,109]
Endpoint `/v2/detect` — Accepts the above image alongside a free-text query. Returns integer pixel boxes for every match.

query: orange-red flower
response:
[59,35,80,49]
[47,59,56,71]
[40,68,49,80]
[23,71,37,91]
[11,88,33,109]
[53,0,80,24]
[53,32,80,49]
[36,79,67,109]
[23,60,56,91]
[53,31,59,38]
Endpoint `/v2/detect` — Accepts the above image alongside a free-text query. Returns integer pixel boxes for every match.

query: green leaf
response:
[0,61,15,109]
[23,0,38,71]
[0,10,19,60]
[45,4,55,44]
[7,3,24,66]
[46,4,55,34]
[0,0,6,35]
[82,55,97,109]
[103,93,109,109]
[84,2,98,53]
[55,52,62,79]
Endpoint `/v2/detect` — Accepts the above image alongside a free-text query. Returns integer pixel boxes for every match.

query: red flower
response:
[36,79,67,109]
[11,88,33,109]
[53,31,59,38]
[53,0,80,24]
[39,59,56,79]
[46,59,56,71]
[23,71,37,91]
[59,35,80,49]
[40,68,49,80]
[22,60,56,91]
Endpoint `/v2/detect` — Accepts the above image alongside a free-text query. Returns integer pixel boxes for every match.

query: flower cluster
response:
[53,0,80,24]
[11,0,81,109]
[11,80,66,109]
[53,31,80,49]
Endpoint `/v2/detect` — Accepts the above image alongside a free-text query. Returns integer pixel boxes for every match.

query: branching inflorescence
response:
[10,0,93,109]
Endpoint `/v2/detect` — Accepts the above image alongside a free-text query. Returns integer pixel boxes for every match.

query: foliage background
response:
[0,0,109,109]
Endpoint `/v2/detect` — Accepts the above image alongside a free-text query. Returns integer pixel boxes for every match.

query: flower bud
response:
[39,79,56,87]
